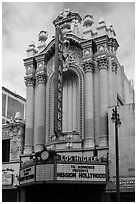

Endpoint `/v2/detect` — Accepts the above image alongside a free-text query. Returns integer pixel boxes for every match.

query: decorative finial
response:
[62,8,70,18]
[29,41,35,47]
[38,31,48,42]
[83,15,94,27]
[26,41,37,57]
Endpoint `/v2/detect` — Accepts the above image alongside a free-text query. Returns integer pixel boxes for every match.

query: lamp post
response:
[111,106,121,202]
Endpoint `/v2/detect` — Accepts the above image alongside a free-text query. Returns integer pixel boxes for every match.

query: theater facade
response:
[2,9,135,202]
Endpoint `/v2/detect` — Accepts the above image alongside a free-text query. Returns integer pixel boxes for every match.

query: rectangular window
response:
[7,96,24,119]
[2,139,10,162]
[2,93,6,116]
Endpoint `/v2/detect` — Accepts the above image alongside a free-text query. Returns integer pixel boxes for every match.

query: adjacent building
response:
[2,9,135,202]
[2,86,26,124]
[2,87,26,201]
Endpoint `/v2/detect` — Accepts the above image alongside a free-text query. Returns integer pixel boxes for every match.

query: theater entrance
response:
[20,183,106,202]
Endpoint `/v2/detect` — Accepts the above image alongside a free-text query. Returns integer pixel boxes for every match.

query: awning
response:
[106,180,135,193]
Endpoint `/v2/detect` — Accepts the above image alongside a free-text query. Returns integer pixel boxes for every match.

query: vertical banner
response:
[54,26,63,137]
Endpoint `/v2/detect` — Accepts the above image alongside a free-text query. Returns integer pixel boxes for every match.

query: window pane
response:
[7,96,24,119]
[2,139,10,162]
[2,93,6,116]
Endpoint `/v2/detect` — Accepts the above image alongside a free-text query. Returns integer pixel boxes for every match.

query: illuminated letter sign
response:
[54,26,63,137]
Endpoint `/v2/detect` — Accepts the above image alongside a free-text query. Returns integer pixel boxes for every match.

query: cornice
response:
[93,34,119,52]
[93,35,109,45]
[80,38,93,49]
[23,56,36,67]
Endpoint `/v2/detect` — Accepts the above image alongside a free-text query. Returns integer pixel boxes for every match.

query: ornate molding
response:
[94,35,119,55]
[96,56,108,70]
[36,71,47,85]
[25,64,36,76]
[35,54,47,74]
[24,75,35,87]
[40,38,55,55]
[37,61,46,71]
[47,74,54,142]
[83,60,94,73]
[24,57,36,75]
[67,33,85,45]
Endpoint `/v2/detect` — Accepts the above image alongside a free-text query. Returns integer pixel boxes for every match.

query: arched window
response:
[62,70,79,133]
[46,65,84,143]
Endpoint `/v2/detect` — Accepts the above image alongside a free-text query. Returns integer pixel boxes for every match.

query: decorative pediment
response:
[53,9,82,26]
[39,34,85,61]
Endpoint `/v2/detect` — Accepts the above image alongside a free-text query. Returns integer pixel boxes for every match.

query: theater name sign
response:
[20,154,107,185]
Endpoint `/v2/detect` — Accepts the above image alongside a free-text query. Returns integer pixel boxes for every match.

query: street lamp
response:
[111,106,121,202]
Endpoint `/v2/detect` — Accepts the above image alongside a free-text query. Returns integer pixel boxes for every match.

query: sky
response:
[2,2,135,98]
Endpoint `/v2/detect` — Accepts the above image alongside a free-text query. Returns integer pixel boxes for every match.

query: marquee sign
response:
[57,163,106,182]
[20,165,35,184]
[54,26,63,137]
[36,164,54,181]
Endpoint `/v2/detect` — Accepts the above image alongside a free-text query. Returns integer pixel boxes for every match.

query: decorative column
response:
[108,56,113,106]
[93,61,100,146]
[24,58,36,154]
[112,58,118,106]
[97,56,109,147]
[107,38,118,107]
[34,55,47,153]
[83,60,94,148]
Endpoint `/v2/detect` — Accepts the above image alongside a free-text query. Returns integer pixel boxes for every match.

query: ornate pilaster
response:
[83,59,94,148]
[108,56,113,107]
[34,54,47,153]
[112,58,118,106]
[24,57,36,154]
[112,58,118,73]
[97,55,109,147]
